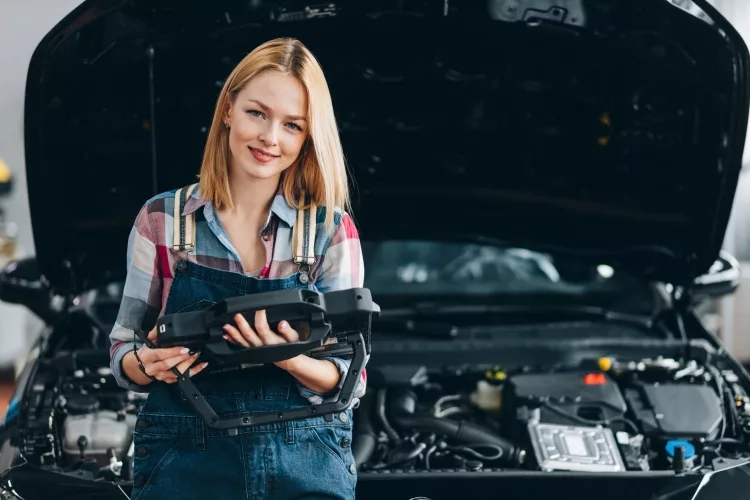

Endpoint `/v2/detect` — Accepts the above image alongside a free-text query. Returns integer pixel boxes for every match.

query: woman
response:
[109,38,366,500]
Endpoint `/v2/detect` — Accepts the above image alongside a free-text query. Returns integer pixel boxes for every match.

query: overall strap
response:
[292,190,317,285]
[172,183,199,252]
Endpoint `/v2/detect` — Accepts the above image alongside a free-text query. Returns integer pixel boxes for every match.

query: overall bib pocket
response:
[131,432,183,500]
[309,423,356,477]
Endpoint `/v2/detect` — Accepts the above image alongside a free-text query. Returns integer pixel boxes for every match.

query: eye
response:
[286,122,303,132]
[247,109,264,118]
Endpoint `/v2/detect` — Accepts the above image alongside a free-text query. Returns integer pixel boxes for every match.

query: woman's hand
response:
[222,310,301,370]
[223,310,343,393]
[132,327,209,384]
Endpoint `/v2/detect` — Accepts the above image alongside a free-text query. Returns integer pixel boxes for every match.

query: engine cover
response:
[508,371,627,425]
[624,383,723,440]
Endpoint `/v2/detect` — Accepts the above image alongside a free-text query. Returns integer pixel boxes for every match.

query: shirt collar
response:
[269,191,297,226]
[182,185,208,216]
[183,183,298,227]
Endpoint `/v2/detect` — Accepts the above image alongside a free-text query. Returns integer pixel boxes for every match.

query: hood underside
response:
[23,0,750,294]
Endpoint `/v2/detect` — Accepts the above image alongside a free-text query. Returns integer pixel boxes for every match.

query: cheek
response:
[231,118,259,142]
[228,132,245,157]
[282,134,306,158]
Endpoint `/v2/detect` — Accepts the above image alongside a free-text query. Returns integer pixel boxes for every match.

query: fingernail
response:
[189,350,199,356]
[180,348,190,354]
[279,321,288,329]
[202,362,209,369]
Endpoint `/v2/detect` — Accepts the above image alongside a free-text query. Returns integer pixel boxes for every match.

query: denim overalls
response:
[130,185,357,500]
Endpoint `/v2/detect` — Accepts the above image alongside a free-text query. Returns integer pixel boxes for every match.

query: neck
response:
[224,170,280,223]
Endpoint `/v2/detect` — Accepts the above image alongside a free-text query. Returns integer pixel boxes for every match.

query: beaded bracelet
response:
[133,344,157,382]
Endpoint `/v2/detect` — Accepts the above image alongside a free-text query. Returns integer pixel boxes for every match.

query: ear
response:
[223,100,234,126]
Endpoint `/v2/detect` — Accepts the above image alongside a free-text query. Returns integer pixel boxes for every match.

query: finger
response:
[147,327,158,342]
[254,310,281,345]
[148,346,192,361]
[234,313,263,346]
[147,352,194,375]
[147,326,158,343]
[163,362,208,384]
[145,354,191,378]
[223,324,251,348]
[190,362,209,377]
[277,320,299,343]
[175,354,201,375]
[156,353,198,381]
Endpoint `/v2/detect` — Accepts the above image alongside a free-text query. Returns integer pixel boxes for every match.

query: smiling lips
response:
[249,146,279,164]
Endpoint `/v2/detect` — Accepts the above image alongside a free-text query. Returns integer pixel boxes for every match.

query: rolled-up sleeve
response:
[297,213,368,407]
[109,204,164,392]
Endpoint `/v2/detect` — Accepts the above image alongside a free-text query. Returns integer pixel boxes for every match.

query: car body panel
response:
[22,0,750,294]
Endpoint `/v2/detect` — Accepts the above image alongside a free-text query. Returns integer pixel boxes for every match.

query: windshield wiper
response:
[374,302,656,339]
[375,318,461,339]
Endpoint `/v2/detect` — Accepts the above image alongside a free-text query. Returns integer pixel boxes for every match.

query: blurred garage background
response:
[1,0,749,412]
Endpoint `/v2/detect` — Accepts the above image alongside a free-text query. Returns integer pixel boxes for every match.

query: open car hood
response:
[24,0,750,294]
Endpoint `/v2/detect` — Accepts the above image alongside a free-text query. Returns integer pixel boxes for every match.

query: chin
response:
[240,162,287,180]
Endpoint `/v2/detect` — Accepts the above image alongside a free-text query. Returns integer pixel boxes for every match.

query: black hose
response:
[376,389,400,441]
[352,394,378,468]
[387,389,524,466]
[722,385,740,439]
[540,400,640,434]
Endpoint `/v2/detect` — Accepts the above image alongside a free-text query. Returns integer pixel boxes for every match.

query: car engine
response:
[13,350,144,483]
[353,349,750,476]
[10,343,750,488]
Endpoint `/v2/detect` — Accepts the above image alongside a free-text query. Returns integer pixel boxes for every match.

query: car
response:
[2,0,750,499]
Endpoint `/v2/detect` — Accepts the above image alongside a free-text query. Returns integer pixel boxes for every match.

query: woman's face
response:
[225,70,309,181]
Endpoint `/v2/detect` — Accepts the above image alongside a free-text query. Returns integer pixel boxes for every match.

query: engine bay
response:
[8,350,145,485]
[6,336,750,499]
[354,344,750,477]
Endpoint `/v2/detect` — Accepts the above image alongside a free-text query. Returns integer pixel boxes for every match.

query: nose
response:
[258,121,278,147]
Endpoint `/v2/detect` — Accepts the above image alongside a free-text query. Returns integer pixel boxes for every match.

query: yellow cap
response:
[598,357,613,372]
[485,367,507,381]
[0,158,11,183]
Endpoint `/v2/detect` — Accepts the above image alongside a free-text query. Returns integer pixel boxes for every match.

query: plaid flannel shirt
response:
[109,186,367,406]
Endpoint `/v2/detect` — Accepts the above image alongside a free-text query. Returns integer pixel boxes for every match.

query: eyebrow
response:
[247,99,307,121]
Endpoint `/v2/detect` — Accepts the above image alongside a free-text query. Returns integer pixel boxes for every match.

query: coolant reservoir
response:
[470,380,503,412]
[63,407,137,467]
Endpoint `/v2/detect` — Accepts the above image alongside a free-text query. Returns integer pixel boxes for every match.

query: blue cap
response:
[665,440,695,459]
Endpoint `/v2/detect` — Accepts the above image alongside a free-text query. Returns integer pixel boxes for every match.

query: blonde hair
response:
[198,37,350,232]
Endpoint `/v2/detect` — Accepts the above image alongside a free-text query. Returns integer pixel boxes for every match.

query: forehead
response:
[237,71,307,116]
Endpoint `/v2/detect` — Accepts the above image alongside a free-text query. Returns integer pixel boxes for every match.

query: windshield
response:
[361,240,647,300]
